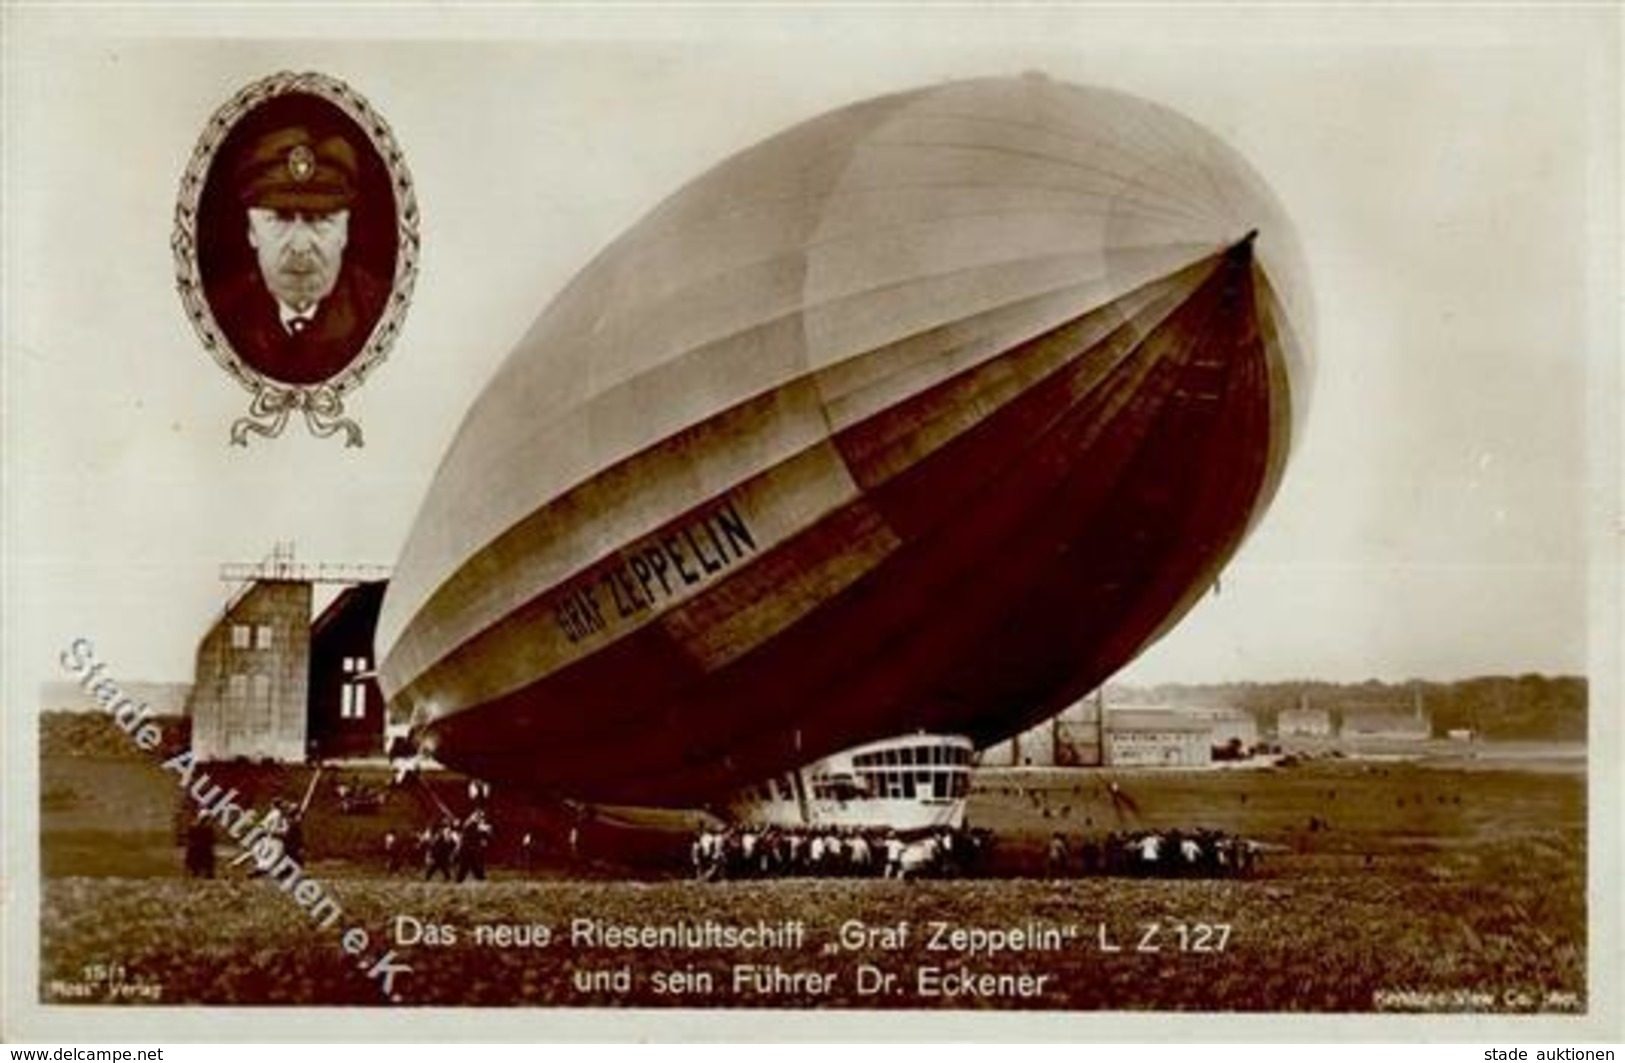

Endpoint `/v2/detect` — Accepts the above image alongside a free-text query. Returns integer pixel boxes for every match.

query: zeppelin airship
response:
[376,75,1313,810]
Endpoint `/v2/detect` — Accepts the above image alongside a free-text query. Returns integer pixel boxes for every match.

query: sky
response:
[4,5,1617,704]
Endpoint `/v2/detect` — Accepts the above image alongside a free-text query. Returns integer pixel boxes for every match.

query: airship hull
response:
[377,77,1310,806]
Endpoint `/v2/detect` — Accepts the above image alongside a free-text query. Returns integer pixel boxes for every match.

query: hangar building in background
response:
[187,544,392,762]
[980,694,1104,767]
[1103,708,1213,768]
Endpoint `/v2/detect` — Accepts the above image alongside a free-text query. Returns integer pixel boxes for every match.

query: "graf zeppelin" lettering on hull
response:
[376,74,1313,807]
[553,499,758,644]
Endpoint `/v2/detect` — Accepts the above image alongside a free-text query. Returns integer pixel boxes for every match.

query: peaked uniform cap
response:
[235,126,359,212]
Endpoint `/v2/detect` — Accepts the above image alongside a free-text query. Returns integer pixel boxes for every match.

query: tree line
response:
[1106,675,1586,741]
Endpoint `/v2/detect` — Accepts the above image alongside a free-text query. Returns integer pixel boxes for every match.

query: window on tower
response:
[340,656,370,719]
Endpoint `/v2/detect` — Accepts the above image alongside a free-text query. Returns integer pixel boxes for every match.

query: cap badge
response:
[287,144,316,182]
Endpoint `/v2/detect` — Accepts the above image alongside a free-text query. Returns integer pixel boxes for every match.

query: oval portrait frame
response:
[172,71,420,446]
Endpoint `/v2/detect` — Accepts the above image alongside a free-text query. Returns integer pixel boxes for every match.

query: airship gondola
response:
[376,75,1312,807]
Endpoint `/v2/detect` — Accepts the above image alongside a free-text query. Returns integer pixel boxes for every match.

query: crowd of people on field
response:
[1047,827,1262,878]
[183,798,306,879]
[177,767,1264,884]
[390,808,497,882]
[689,824,992,880]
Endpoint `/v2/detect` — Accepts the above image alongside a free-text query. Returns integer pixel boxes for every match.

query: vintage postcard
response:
[3,3,1620,1043]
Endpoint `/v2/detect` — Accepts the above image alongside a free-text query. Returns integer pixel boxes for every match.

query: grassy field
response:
[38,749,1587,1011]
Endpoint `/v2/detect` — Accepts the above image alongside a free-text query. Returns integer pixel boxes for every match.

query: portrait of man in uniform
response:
[183,80,413,410]
[210,125,390,385]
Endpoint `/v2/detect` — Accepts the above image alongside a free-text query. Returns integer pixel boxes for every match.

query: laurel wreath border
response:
[171,71,421,446]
